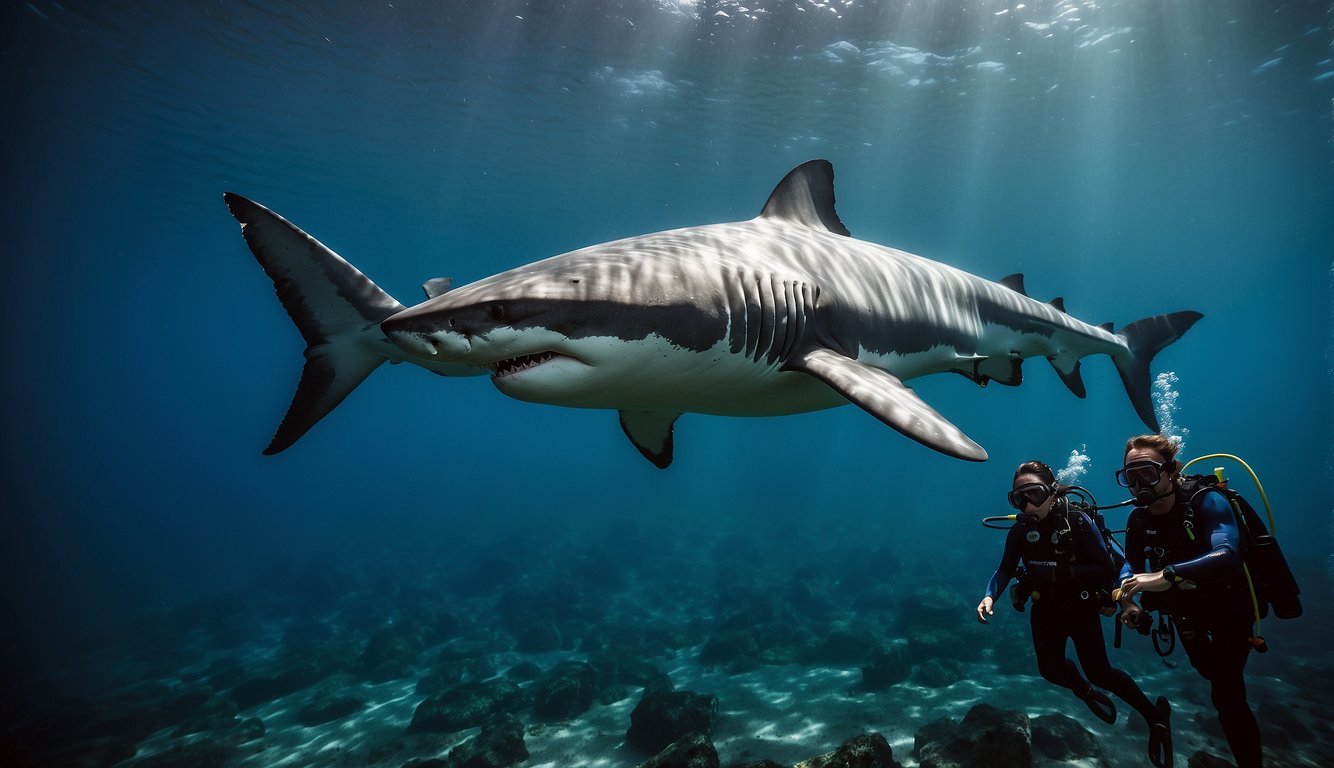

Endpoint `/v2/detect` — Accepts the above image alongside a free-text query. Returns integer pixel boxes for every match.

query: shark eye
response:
[487,303,506,321]
[448,317,457,328]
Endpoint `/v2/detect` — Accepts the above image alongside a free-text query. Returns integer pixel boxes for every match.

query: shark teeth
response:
[491,352,559,378]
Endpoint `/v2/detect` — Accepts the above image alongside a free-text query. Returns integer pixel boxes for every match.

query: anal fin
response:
[785,348,987,461]
[619,411,680,469]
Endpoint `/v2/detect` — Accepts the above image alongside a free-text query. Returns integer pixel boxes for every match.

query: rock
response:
[900,586,961,631]
[464,657,499,682]
[794,732,898,768]
[505,661,543,682]
[1032,713,1102,762]
[806,621,873,665]
[626,689,719,754]
[515,622,563,653]
[361,624,425,683]
[408,680,526,734]
[1192,711,1225,741]
[860,643,911,690]
[917,704,1030,768]
[297,695,364,727]
[591,653,667,688]
[913,659,967,689]
[417,663,467,697]
[757,646,799,666]
[913,717,956,758]
[446,713,528,768]
[736,762,787,768]
[438,635,498,662]
[91,685,209,742]
[637,732,719,768]
[229,650,339,709]
[1257,700,1312,745]
[724,655,761,675]
[533,661,598,720]
[699,630,759,666]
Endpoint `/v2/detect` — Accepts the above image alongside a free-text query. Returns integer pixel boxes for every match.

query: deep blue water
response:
[2,1,1332,765]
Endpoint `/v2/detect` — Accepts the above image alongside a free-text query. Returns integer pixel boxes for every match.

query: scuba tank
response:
[1179,454,1302,621]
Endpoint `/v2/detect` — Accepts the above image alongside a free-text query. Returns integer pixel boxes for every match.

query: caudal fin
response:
[1113,311,1203,432]
[224,193,405,454]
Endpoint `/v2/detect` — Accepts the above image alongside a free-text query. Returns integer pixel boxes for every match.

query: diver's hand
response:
[1120,570,1170,599]
[977,595,994,624]
[1119,601,1144,628]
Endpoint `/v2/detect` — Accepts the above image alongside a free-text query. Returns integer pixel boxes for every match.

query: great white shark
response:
[225,160,1200,467]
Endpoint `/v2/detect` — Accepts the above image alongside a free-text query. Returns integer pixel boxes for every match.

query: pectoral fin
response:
[786,348,988,461]
[619,411,680,469]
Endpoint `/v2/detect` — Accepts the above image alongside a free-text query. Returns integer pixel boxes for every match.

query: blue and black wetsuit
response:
[1121,487,1259,768]
[985,499,1161,725]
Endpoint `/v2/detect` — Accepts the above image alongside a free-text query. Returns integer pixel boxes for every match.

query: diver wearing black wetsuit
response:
[1119,478,1260,768]
[984,497,1166,732]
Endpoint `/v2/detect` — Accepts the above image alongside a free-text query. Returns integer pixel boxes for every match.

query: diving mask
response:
[1007,482,1054,511]
[1115,459,1166,490]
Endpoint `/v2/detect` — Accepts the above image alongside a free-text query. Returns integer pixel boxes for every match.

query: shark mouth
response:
[490,351,564,379]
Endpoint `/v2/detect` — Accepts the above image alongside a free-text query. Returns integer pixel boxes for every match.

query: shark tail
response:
[224,193,405,454]
[1112,311,1203,432]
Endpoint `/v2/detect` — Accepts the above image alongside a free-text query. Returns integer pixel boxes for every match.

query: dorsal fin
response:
[758,159,850,236]
[1098,322,1114,332]
[1050,297,1066,313]
[422,277,452,300]
[999,274,1027,296]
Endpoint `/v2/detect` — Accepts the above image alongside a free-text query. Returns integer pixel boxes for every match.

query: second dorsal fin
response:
[999,273,1027,296]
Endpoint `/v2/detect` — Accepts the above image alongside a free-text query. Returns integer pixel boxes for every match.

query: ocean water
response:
[2,1,1331,766]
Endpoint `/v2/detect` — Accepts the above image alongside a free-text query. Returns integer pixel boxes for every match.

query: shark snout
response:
[381,316,472,359]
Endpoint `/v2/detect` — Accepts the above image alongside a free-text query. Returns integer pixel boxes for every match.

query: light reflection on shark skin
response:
[225,160,1200,468]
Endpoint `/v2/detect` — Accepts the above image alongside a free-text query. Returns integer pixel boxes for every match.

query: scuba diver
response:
[1115,434,1263,768]
[977,460,1172,767]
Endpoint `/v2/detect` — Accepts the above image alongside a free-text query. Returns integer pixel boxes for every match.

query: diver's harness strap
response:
[1004,501,1113,612]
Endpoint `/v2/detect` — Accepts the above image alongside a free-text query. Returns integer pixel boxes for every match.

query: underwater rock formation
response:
[860,642,911,690]
[793,732,899,768]
[445,713,528,768]
[636,732,719,768]
[913,658,968,689]
[627,689,720,753]
[228,650,340,709]
[361,623,428,683]
[1030,713,1104,764]
[408,680,525,734]
[916,703,1031,768]
[532,660,598,720]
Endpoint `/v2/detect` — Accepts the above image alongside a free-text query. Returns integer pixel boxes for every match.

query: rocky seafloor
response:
[4,515,1331,768]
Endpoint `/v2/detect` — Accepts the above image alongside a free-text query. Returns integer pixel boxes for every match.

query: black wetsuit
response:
[985,499,1161,725]
[1121,487,1260,768]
